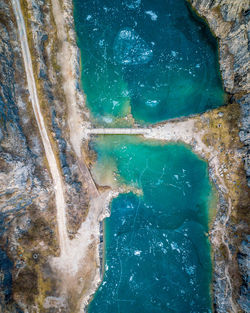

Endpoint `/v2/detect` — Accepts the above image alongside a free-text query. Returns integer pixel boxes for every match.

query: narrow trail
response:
[12,1,108,308]
[11,0,69,256]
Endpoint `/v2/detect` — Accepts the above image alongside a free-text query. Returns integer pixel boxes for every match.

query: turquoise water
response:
[73,0,225,125]
[89,136,213,312]
[72,0,220,311]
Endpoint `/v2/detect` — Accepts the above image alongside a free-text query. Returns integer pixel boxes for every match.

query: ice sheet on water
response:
[145,10,158,21]
[185,265,196,275]
[103,116,113,124]
[124,0,141,9]
[145,100,159,107]
[112,100,119,110]
[134,250,141,256]
[170,242,181,253]
[113,28,153,65]
[171,50,178,57]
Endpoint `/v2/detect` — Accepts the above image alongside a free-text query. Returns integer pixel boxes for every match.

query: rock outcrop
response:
[189,0,249,182]
[0,0,92,310]
[190,1,249,312]
[0,0,57,311]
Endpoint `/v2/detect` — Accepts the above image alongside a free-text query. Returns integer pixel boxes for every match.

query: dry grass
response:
[196,101,249,308]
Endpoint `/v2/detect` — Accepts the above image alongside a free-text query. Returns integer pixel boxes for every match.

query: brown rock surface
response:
[190,1,249,312]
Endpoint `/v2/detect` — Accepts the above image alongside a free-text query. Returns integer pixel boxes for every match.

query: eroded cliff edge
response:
[189,1,249,311]
[0,0,249,312]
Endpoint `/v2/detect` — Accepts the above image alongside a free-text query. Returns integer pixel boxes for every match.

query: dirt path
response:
[11,0,69,256]
[12,2,105,308]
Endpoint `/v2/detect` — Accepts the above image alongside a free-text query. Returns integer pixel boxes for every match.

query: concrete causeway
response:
[86,128,151,135]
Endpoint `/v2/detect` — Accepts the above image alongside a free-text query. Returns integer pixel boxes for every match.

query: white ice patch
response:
[146,100,159,107]
[103,116,113,124]
[105,264,109,271]
[170,242,180,253]
[156,179,163,185]
[113,28,153,65]
[99,39,104,47]
[186,181,191,188]
[195,64,200,68]
[171,50,177,57]
[174,174,179,180]
[86,15,92,21]
[134,250,142,256]
[157,242,163,248]
[121,89,129,97]
[112,100,119,109]
[145,10,158,21]
[185,265,196,275]
[125,0,141,9]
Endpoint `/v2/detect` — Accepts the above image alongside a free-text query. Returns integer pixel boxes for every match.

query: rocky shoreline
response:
[189,1,249,312]
[189,0,249,184]
[63,1,250,311]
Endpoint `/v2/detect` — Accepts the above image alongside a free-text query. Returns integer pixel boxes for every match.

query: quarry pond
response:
[74,0,224,125]
[73,0,225,311]
[89,136,214,312]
